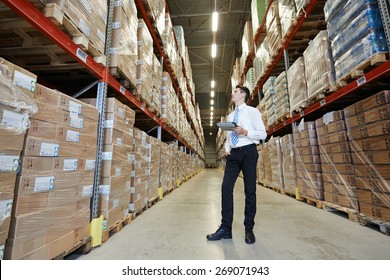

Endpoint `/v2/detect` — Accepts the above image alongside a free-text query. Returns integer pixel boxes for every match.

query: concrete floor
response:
[68,169,390,260]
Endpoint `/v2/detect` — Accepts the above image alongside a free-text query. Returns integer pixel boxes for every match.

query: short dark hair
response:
[236,85,250,102]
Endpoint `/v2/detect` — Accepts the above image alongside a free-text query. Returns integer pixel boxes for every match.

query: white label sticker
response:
[112,22,120,29]
[128,203,134,211]
[40,143,59,157]
[298,119,305,132]
[117,108,125,118]
[97,28,105,43]
[69,100,82,115]
[1,110,26,130]
[78,19,90,37]
[115,168,122,176]
[120,86,126,94]
[102,152,112,161]
[34,176,55,192]
[66,130,80,142]
[126,180,131,189]
[80,0,92,13]
[104,120,114,128]
[76,48,88,63]
[85,160,96,170]
[131,170,135,177]
[70,116,83,128]
[63,159,78,171]
[0,155,19,172]
[114,0,122,7]
[98,185,110,195]
[320,99,327,107]
[130,186,135,194]
[115,137,123,145]
[0,244,4,260]
[112,199,120,208]
[82,185,93,197]
[357,76,367,86]
[0,199,13,218]
[109,47,119,54]
[13,70,36,92]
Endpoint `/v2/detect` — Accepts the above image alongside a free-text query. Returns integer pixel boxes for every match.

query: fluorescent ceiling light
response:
[211,43,216,58]
[210,99,214,105]
[211,80,215,88]
[212,12,218,32]
[210,106,214,111]
[211,90,215,98]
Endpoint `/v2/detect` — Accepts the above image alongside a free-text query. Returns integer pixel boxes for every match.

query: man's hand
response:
[233,126,247,136]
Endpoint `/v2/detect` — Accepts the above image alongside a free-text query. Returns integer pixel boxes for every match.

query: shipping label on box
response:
[0,154,19,172]
[13,70,37,92]
[344,90,390,117]
[0,108,28,131]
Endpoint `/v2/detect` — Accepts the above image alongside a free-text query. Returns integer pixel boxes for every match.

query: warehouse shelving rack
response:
[1,0,205,219]
[240,0,390,138]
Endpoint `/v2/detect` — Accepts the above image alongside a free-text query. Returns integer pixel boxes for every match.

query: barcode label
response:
[76,48,88,63]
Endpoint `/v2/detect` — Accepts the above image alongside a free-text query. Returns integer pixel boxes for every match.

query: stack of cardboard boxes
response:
[280,134,296,195]
[6,83,98,259]
[0,59,37,259]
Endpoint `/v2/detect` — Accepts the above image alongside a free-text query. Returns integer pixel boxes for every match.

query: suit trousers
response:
[221,144,259,231]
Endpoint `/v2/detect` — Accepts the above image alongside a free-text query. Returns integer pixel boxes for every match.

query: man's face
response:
[231,87,244,103]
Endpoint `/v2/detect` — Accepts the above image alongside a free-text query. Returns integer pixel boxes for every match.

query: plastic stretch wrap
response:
[256,144,265,184]
[244,68,256,93]
[262,142,272,187]
[148,137,161,201]
[326,0,379,41]
[242,21,254,59]
[293,121,324,200]
[294,0,310,13]
[280,134,296,194]
[263,76,276,128]
[315,111,359,211]
[287,57,307,113]
[253,37,271,82]
[251,0,268,36]
[160,142,173,193]
[269,137,285,191]
[333,29,388,81]
[324,0,349,22]
[330,5,384,59]
[109,0,138,85]
[278,0,297,39]
[274,71,289,121]
[344,91,390,221]
[303,30,336,99]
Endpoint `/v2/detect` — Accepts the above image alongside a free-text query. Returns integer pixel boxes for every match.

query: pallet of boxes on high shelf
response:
[303,30,337,102]
[274,71,290,123]
[288,56,308,113]
[344,90,390,233]
[0,58,37,260]
[278,0,298,43]
[293,121,324,208]
[5,79,98,260]
[109,0,138,87]
[315,111,359,221]
[324,0,389,85]
[263,76,276,129]
[36,0,107,62]
[265,0,282,58]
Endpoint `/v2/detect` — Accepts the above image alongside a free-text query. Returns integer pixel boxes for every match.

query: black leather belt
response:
[231,143,256,151]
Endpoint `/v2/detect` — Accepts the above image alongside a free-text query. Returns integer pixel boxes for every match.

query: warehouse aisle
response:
[68,169,390,260]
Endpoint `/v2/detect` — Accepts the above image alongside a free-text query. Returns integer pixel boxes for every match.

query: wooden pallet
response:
[284,189,297,199]
[264,185,285,195]
[336,53,388,86]
[299,195,324,209]
[109,66,137,91]
[131,204,148,220]
[148,196,160,208]
[276,112,291,123]
[358,214,390,236]
[164,187,176,196]
[52,236,91,260]
[102,214,132,243]
[322,201,359,222]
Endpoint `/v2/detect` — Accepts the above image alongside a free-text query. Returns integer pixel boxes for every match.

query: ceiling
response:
[166,0,252,144]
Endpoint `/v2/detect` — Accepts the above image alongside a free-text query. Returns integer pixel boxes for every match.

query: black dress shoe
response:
[245,229,255,244]
[206,227,232,241]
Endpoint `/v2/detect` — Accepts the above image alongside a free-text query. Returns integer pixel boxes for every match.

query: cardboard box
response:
[48,230,74,259]
[324,192,359,210]
[321,162,355,175]
[355,176,390,193]
[318,130,348,145]
[15,171,82,196]
[73,225,89,244]
[352,150,390,165]
[345,104,390,129]
[300,170,323,182]
[315,111,345,128]
[55,125,96,146]
[357,189,390,208]
[352,135,390,152]
[0,104,30,132]
[0,57,37,93]
[322,172,357,187]
[296,162,322,172]
[354,164,390,179]
[343,90,390,117]
[0,126,25,151]
[316,119,347,135]
[298,154,321,164]
[297,184,324,199]
[324,182,357,196]
[297,176,323,191]
[294,137,319,148]
[359,202,390,221]
[27,119,57,139]
[17,244,49,260]
[0,172,17,195]
[320,152,353,164]
[0,151,20,173]
[104,128,134,147]
[296,145,320,155]
[4,230,45,260]
[348,120,390,140]
[320,142,351,154]
[13,186,81,216]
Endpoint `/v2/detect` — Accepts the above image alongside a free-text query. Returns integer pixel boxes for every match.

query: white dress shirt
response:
[224,103,267,153]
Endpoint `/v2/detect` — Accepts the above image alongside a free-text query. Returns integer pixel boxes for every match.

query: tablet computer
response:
[217,122,237,131]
